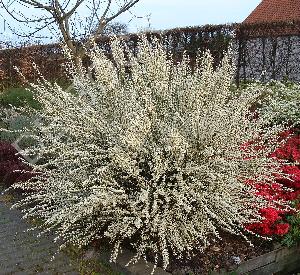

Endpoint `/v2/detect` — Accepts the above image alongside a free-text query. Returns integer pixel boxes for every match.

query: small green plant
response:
[79,259,123,275]
[281,201,300,248]
[61,243,122,275]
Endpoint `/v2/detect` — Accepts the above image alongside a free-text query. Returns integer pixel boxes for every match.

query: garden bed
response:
[166,232,274,274]
[1,39,300,275]
[84,235,300,275]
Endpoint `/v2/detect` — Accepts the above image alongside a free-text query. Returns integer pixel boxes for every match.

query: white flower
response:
[10,37,288,271]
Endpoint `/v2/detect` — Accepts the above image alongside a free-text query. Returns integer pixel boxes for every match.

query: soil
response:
[91,230,275,275]
[166,231,274,275]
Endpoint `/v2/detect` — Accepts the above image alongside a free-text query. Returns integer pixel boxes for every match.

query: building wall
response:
[235,35,300,83]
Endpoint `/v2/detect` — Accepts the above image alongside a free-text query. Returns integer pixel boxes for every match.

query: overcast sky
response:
[0,0,261,43]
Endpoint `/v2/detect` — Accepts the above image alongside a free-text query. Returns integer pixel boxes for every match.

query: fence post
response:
[262,37,266,82]
[235,30,246,87]
[270,37,278,80]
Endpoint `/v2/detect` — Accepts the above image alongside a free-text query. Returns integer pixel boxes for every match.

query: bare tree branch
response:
[20,0,54,11]
[63,0,85,20]
[1,0,142,68]
[0,0,52,23]
[10,18,56,38]
[107,0,140,23]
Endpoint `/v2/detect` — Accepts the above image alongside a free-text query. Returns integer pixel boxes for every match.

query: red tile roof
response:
[244,0,300,23]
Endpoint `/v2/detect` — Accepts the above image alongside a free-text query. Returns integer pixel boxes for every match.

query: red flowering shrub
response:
[245,129,300,237]
[0,141,33,187]
[245,207,290,236]
[270,131,300,163]
[275,223,290,235]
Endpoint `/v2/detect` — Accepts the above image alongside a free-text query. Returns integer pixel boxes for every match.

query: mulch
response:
[166,231,274,274]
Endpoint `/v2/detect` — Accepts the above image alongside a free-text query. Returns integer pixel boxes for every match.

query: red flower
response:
[243,129,300,237]
[274,223,290,235]
[272,133,300,162]
[260,207,281,223]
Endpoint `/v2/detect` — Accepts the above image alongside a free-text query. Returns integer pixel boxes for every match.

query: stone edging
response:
[212,244,300,275]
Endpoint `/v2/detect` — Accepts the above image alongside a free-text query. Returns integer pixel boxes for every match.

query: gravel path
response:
[0,192,79,275]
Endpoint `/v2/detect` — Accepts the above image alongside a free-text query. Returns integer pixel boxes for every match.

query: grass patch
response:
[0,80,75,110]
[0,87,41,109]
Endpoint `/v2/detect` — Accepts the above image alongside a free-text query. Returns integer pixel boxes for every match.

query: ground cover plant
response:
[6,37,295,272]
[256,81,300,127]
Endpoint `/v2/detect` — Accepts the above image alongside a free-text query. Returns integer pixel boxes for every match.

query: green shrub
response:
[11,38,288,271]
[281,200,300,248]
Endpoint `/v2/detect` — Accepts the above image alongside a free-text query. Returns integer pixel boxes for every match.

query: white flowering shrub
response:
[12,38,288,270]
[257,81,300,126]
